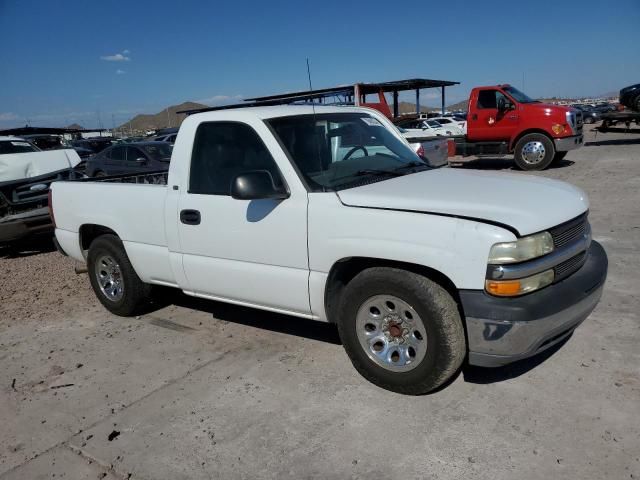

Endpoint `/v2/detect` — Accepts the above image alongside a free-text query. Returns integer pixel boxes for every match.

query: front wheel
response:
[336,268,466,395]
[514,133,555,170]
[87,234,152,316]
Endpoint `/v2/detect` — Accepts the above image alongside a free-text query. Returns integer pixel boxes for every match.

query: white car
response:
[396,118,464,137]
[430,116,467,133]
[51,105,608,395]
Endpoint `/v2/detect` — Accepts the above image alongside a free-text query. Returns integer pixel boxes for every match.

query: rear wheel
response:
[336,267,466,395]
[514,133,555,170]
[87,234,152,316]
[94,171,106,177]
[584,116,595,124]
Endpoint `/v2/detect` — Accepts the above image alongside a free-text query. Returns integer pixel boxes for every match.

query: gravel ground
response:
[0,125,638,480]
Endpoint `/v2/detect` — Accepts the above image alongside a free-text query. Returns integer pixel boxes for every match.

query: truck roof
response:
[187,104,375,121]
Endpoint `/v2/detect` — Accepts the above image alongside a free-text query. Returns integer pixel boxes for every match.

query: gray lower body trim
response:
[467,285,603,367]
[554,134,583,152]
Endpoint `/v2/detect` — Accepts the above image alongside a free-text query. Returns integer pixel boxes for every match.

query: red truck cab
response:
[463,85,584,170]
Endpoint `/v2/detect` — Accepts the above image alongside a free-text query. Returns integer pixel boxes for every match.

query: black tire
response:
[513,133,555,171]
[94,171,106,177]
[336,267,466,395]
[552,151,567,164]
[87,234,152,316]
[584,116,595,124]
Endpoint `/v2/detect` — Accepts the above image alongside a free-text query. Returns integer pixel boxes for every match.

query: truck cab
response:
[462,85,584,169]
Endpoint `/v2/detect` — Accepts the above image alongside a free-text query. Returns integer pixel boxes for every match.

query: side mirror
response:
[231,170,289,200]
[135,157,147,164]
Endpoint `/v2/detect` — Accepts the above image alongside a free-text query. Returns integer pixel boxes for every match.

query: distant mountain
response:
[66,123,84,130]
[118,102,207,132]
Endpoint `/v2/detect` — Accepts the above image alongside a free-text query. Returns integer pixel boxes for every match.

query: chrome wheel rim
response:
[521,141,546,164]
[95,255,124,301]
[356,295,428,372]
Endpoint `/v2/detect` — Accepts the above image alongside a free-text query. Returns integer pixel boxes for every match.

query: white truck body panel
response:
[52,105,590,322]
[336,168,588,236]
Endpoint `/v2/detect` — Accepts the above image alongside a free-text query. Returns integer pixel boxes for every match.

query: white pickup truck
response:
[51,105,608,394]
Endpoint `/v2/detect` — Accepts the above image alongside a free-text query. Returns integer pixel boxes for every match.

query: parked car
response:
[0,136,82,243]
[429,116,467,132]
[51,105,607,395]
[85,141,172,177]
[395,118,463,137]
[70,137,114,154]
[619,83,640,112]
[571,105,601,124]
[151,133,177,145]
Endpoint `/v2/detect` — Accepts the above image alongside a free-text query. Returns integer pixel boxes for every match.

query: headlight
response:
[486,269,554,297]
[551,123,566,135]
[488,231,554,264]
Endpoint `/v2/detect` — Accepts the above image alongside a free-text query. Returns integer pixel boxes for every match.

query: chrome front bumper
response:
[554,134,583,152]
[460,241,607,367]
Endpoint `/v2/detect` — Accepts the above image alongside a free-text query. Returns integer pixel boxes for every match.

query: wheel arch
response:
[323,257,461,324]
[79,224,120,259]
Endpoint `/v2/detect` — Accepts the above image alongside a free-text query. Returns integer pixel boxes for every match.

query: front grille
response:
[554,251,587,282]
[549,213,588,248]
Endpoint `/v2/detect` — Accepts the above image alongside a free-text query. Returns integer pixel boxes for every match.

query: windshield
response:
[142,143,172,160]
[0,139,39,155]
[426,120,442,128]
[268,113,428,192]
[503,86,537,103]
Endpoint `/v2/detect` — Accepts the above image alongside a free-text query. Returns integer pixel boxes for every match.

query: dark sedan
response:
[85,142,172,177]
[571,105,601,124]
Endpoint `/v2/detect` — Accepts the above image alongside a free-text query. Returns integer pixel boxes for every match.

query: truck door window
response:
[477,90,499,109]
[477,90,511,110]
[189,122,282,195]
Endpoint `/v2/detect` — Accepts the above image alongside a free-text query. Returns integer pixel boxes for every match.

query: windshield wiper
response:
[354,169,405,177]
[392,161,429,172]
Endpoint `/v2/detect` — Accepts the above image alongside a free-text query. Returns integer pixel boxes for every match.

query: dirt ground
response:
[1,125,639,480]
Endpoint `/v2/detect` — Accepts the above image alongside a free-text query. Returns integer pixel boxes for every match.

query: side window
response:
[126,146,144,162]
[189,122,282,195]
[477,90,498,109]
[110,146,126,161]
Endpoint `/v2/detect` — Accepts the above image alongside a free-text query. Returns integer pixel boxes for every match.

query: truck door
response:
[467,89,519,141]
[175,121,310,316]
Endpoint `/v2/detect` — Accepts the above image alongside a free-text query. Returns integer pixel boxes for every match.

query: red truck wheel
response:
[514,133,555,171]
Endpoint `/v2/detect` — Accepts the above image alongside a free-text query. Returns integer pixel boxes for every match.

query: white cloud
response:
[116,69,126,75]
[100,51,131,62]
[196,94,243,105]
[122,49,130,55]
[0,112,19,121]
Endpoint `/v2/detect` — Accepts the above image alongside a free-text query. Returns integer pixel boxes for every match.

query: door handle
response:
[471,114,478,120]
[180,209,201,225]
[508,115,518,120]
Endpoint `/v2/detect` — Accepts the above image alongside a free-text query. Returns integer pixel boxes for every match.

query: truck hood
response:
[336,169,588,236]
[0,149,81,183]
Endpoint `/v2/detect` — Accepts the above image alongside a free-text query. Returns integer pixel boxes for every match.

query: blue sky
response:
[1,0,639,129]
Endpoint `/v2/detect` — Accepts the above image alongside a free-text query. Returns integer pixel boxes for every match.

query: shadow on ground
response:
[0,234,56,259]
[458,157,574,171]
[144,291,569,389]
[585,135,640,147]
[157,292,342,345]
[462,336,570,384]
